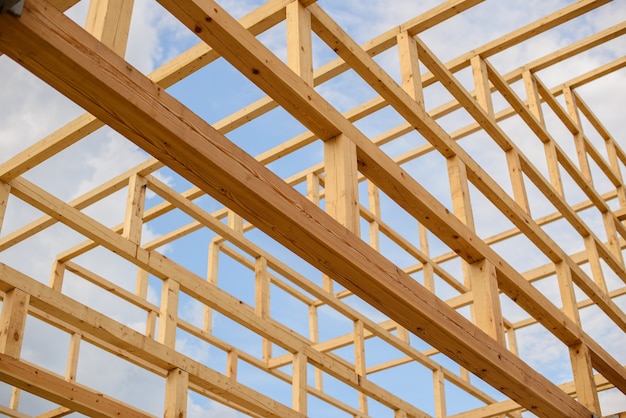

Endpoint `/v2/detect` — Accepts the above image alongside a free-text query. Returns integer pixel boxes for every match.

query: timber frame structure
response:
[0,0,625,417]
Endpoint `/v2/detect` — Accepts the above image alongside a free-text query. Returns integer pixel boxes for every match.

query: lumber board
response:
[0,353,153,418]
[0,1,599,416]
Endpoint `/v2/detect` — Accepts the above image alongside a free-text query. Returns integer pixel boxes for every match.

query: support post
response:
[0,288,30,358]
[164,368,189,418]
[0,182,9,235]
[292,351,308,414]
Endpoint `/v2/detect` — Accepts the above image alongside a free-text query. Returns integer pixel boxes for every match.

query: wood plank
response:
[0,353,153,418]
[0,288,30,358]
[158,278,179,348]
[324,134,360,234]
[164,368,188,418]
[36,407,72,418]
[84,0,133,56]
[291,352,307,414]
[433,367,446,418]
[286,0,313,87]
[0,404,34,418]
[65,332,81,382]
[397,30,424,105]
[0,182,9,235]
[354,319,368,414]
[122,174,147,244]
[254,256,272,362]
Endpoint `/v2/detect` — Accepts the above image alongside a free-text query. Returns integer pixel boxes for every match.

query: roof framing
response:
[0,0,624,417]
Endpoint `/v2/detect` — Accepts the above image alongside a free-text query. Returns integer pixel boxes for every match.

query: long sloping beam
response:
[0,353,152,418]
[0,1,595,416]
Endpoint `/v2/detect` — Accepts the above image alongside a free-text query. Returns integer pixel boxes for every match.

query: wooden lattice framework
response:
[0,0,625,417]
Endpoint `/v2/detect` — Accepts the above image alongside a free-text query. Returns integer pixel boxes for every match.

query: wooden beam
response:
[84,0,133,56]
[164,368,188,418]
[0,353,153,418]
[291,352,307,414]
[36,407,72,418]
[0,182,10,235]
[286,0,313,87]
[0,288,29,358]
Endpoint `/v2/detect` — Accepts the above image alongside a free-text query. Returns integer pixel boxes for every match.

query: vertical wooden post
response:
[158,278,179,348]
[397,31,424,105]
[394,410,408,418]
[286,0,313,87]
[292,351,308,414]
[84,0,134,56]
[228,210,243,233]
[0,287,33,418]
[135,269,149,299]
[604,134,626,208]
[65,332,81,382]
[123,175,152,327]
[204,240,220,333]
[418,223,435,292]
[9,387,20,410]
[602,210,625,266]
[255,256,272,362]
[122,174,147,244]
[306,172,320,205]
[475,56,529,213]
[146,309,158,339]
[470,56,494,118]
[448,154,505,344]
[583,236,608,294]
[523,70,564,196]
[368,181,381,250]
[226,349,238,378]
[447,154,475,292]
[506,325,519,356]
[447,155,475,230]
[433,367,446,418]
[49,260,66,292]
[563,86,593,184]
[468,259,505,345]
[164,368,189,418]
[0,288,30,358]
[324,134,360,235]
[308,304,323,390]
[354,319,367,414]
[0,182,9,235]
[555,262,600,413]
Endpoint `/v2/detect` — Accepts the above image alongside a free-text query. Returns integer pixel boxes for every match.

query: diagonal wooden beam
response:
[0,1,594,416]
[0,353,152,418]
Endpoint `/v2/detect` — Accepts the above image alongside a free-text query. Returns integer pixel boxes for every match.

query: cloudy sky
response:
[0,0,625,416]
